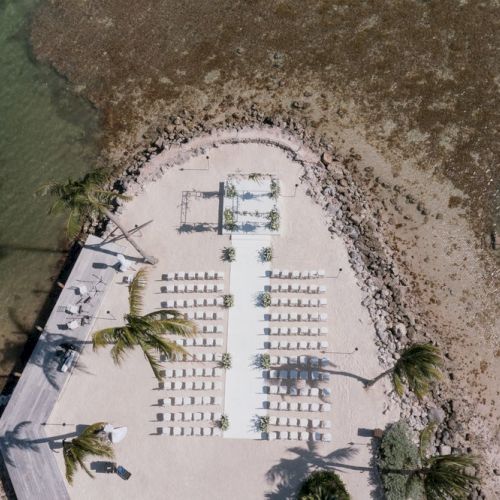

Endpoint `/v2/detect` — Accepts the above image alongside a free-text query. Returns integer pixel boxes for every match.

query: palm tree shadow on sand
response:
[264,442,384,499]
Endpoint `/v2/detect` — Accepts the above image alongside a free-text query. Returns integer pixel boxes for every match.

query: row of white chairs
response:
[162,283,224,293]
[270,298,327,307]
[264,340,329,350]
[268,326,328,336]
[164,271,224,281]
[264,386,331,397]
[268,431,331,442]
[162,367,223,378]
[173,337,224,347]
[269,417,331,429]
[161,411,222,422]
[161,396,223,406]
[163,298,224,308]
[267,401,331,412]
[201,325,224,334]
[266,370,330,381]
[170,352,223,363]
[270,270,325,279]
[183,311,224,321]
[164,380,223,391]
[269,284,326,293]
[161,426,221,437]
[269,313,328,322]
[267,355,329,367]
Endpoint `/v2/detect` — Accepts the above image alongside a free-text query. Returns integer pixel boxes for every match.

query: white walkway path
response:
[224,235,271,439]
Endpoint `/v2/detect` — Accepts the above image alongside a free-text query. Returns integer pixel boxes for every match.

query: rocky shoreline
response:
[95,117,490,497]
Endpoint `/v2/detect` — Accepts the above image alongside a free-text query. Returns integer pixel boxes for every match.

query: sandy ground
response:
[47,142,398,499]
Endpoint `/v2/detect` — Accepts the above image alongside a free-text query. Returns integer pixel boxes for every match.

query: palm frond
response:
[63,442,79,485]
[142,310,196,337]
[394,343,443,399]
[424,454,479,500]
[142,331,188,359]
[109,329,136,366]
[142,309,184,320]
[63,422,114,486]
[419,422,437,460]
[128,267,148,316]
[79,422,109,437]
[95,188,131,204]
[92,327,123,351]
[67,209,83,240]
[137,340,164,381]
[392,371,405,397]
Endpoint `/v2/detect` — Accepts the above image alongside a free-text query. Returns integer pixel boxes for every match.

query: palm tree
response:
[92,268,196,381]
[298,470,350,500]
[63,422,114,485]
[386,454,479,500]
[38,168,157,264]
[365,343,443,398]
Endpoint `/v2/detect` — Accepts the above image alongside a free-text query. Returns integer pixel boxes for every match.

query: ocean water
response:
[0,0,99,385]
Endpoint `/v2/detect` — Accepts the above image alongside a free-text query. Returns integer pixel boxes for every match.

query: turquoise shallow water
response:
[0,0,99,383]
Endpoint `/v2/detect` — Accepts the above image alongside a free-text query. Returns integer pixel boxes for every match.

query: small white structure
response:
[116,254,131,272]
[222,175,280,235]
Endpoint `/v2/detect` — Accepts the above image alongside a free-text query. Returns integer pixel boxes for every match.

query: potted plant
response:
[222,246,236,262]
[223,294,234,308]
[256,415,270,433]
[219,352,232,369]
[258,353,271,369]
[218,414,230,431]
[267,208,280,231]
[270,179,280,200]
[261,246,273,262]
[225,183,237,198]
[260,292,272,307]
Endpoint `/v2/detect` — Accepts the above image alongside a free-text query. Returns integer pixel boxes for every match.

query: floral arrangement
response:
[270,179,280,200]
[267,208,280,231]
[218,414,230,431]
[224,209,237,231]
[223,294,234,308]
[222,246,236,262]
[260,292,272,307]
[258,353,271,369]
[256,415,270,433]
[220,352,232,369]
[225,183,237,198]
[261,246,273,262]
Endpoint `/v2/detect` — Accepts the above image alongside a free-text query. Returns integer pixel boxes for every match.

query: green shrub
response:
[378,421,424,500]
[224,209,237,231]
[267,208,280,231]
[225,183,237,198]
[222,246,236,262]
[258,353,271,369]
[219,352,232,369]
[218,414,230,431]
[260,292,272,307]
[298,470,350,500]
[256,415,270,432]
[270,179,280,200]
[223,294,234,308]
[261,246,273,262]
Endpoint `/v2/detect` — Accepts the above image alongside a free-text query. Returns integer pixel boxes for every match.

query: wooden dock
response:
[0,235,124,500]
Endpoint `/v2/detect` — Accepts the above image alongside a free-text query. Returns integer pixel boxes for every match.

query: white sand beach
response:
[46,140,398,499]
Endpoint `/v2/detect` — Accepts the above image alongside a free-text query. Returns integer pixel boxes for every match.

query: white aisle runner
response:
[223,235,271,439]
